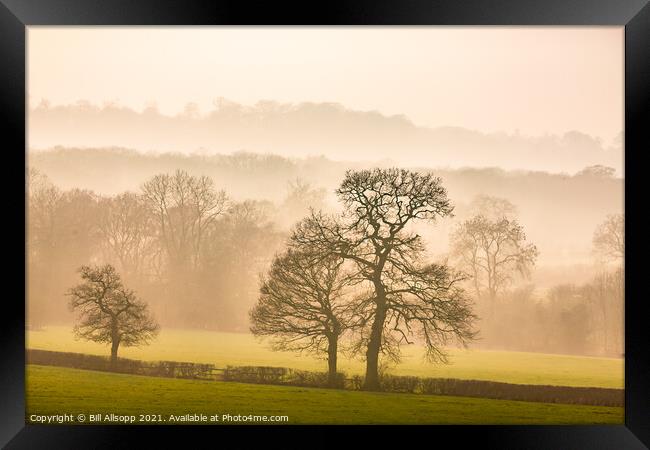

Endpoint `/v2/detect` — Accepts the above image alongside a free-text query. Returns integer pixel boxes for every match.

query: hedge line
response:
[222,365,345,388]
[378,374,623,407]
[27,349,623,407]
[27,349,216,380]
[221,367,622,407]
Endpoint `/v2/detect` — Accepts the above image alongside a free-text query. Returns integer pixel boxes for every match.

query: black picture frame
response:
[1,0,647,448]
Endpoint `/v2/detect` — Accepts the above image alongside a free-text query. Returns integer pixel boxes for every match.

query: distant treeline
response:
[28,100,623,174]
[27,349,623,407]
[29,147,622,269]
[472,272,623,358]
[27,167,294,332]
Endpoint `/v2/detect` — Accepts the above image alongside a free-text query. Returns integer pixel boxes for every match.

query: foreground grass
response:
[27,365,623,425]
[28,326,624,388]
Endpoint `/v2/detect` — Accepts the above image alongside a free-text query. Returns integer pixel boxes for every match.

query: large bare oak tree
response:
[292,168,476,390]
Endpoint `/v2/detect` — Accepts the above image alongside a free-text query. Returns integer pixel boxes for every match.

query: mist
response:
[27,146,623,357]
[28,101,623,175]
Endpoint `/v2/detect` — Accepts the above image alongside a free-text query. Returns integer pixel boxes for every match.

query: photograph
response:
[24,26,625,426]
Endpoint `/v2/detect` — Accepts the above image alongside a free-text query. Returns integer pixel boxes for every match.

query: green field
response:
[28,326,624,388]
[26,365,623,425]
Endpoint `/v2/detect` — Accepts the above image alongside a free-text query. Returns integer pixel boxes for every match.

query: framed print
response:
[1,0,648,448]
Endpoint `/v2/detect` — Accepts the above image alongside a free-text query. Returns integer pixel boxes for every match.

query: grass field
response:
[26,365,623,425]
[27,326,624,388]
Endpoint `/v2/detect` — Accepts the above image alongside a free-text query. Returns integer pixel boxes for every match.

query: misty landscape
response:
[26,27,624,425]
[28,140,623,356]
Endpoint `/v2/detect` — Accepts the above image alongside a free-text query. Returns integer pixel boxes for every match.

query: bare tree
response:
[278,178,326,228]
[593,214,624,262]
[250,249,349,386]
[198,200,285,330]
[450,215,538,314]
[582,267,624,356]
[26,169,63,264]
[141,170,228,271]
[292,168,476,390]
[97,192,158,282]
[26,169,64,327]
[27,180,102,326]
[590,217,624,356]
[67,264,159,365]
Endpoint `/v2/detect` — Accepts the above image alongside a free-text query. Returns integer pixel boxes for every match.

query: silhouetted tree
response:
[279,178,326,228]
[141,170,228,324]
[292,168,476,390]
[141,170,228,271]
[200,200,285,330]
[27,178,102,326]
[593,214,624,262]
[582,267,624,356]
[450,215,538,314]
[250,249,349,386]
[67,264,159,365]
[26,169,64,327]
[97,192,158,282]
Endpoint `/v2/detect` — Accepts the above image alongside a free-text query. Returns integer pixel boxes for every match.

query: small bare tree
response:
[593,214,624,262]
[250,249,349,386]
[67,264,159,365]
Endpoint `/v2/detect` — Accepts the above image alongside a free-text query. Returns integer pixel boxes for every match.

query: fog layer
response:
[29,101,623,175]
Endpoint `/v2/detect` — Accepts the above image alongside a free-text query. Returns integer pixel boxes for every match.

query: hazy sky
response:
[28,27,623,142]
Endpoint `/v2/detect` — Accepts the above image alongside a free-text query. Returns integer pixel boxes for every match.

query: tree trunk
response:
[327,335,338,388]
[363,303,386,391]
[488,288,497,319]
[110,318,120,369]
[110,340,119,368]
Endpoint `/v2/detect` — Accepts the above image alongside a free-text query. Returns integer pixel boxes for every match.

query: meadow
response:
[27,326,624,388]
[26,365,623,425]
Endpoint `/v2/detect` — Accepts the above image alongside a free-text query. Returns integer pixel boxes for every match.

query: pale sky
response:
[28,27,623,142]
